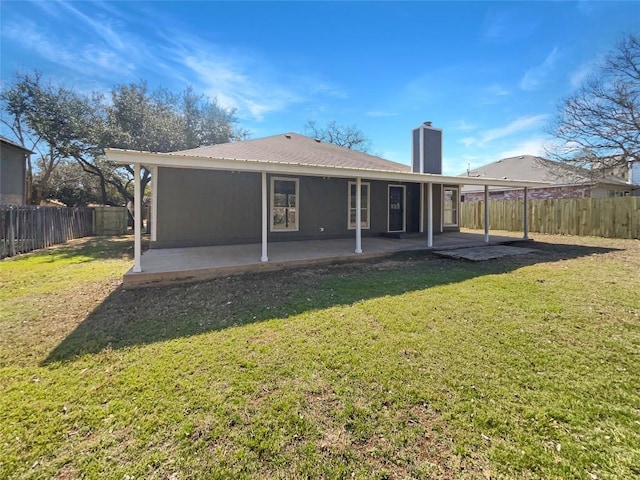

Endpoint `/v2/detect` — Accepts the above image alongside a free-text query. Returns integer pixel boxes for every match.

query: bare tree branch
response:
[304,120,371,153]
[547,33,640,177]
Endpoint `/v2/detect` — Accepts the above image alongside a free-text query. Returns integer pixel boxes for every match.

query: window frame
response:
[270,176,299,232]
[443,187,459,227]
[347,181,371,230]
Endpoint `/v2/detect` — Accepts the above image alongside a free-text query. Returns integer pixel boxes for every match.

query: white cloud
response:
[461,136,477,148]
[180,50,299,120]
[481,8,540,43]
[475,84,511,106]
[56,1,127,51]
[498,136,549,159]
[479,114,549,146]
[520,47,560,90]
[3,19,135,77]
[569,61,595,88]
[366,110,398,118]
[454,120,477,131]
[3,1,347,124]
[446,136,552,175]
[166,34,344,122]
[453,116,551,173]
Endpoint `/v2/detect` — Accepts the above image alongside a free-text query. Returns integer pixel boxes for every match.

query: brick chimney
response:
[412,122,442,174]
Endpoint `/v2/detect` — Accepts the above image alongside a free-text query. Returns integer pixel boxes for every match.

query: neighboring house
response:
[107,123,544,273]
[0,136,31,205]
[460,155,636,201]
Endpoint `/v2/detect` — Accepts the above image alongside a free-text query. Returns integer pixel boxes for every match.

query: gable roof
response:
[107,135,551,190]
[0,136,33,154]
[460,155,630,191]
[172,132,411,172]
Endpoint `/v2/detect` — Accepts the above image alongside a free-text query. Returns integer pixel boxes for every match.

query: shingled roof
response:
[171,132,411,172]
[0,135,33,154]
[460,155,630,191]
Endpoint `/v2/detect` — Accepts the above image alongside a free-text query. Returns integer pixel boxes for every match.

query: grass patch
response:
[1,233,639,479]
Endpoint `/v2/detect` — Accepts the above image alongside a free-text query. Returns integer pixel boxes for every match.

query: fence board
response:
[0,206,95,259]
[461,197,639,239]
[93,207,128,235]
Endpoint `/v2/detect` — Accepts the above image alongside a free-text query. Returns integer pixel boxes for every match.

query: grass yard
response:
[1,233,639,479]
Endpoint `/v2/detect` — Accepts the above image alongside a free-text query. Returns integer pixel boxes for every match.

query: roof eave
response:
[105,148,550,189]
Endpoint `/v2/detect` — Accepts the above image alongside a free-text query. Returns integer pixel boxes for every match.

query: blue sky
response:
[2,1,639,174]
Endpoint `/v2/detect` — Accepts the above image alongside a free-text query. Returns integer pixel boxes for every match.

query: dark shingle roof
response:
[171,133,410,172]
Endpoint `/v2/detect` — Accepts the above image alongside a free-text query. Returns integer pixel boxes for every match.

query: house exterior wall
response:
[590,185,632,198]
[156,168,262,247]
[630,160,640,195]
[155,167,454,248]
[0,142,27,205]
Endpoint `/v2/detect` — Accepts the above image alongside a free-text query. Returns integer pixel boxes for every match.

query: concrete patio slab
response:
[433,245,539,261]
[123,231,532,288]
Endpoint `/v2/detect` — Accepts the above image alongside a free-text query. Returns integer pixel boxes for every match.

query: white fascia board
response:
[105,148,550,189]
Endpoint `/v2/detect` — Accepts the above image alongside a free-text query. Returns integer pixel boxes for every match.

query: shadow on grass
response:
[8,235,148,263]
[42,241,619,365]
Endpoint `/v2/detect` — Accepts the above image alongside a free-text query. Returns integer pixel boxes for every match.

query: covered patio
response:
[123,230,531,288]
[106,130,548,289]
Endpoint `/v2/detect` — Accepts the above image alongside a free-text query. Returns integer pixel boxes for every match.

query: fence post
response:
[8,207,16,257]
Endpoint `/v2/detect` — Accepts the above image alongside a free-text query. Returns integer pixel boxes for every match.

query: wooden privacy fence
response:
[461,197,640,239]
[94,206,128,236]
[1,206,94,259]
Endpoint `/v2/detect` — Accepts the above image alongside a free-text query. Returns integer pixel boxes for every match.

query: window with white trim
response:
[348,181,370,229]
[271,177,299,231]
[443,187,459,227]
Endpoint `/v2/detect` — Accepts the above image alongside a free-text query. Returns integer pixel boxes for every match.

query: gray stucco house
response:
[107,123,542,273]
[0,136,31,205]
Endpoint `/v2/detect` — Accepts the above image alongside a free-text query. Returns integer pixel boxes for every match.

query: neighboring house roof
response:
[460,155,630,192]
[173,132,411,172]
[0,136,33,154]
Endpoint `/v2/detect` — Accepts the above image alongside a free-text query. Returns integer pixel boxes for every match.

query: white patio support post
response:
[261,171,268,262]
[150,166,158,242]
[419,182,424,233]
[484,184,490,243]
[133,163,142,273]
[427,182,433,248]
[355,176,362,254]
[523,187,529,240]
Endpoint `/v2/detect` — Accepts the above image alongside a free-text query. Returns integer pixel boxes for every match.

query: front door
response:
[388,185,405,232]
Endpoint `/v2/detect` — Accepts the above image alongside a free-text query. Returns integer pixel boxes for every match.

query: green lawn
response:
[1,234,639,479]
